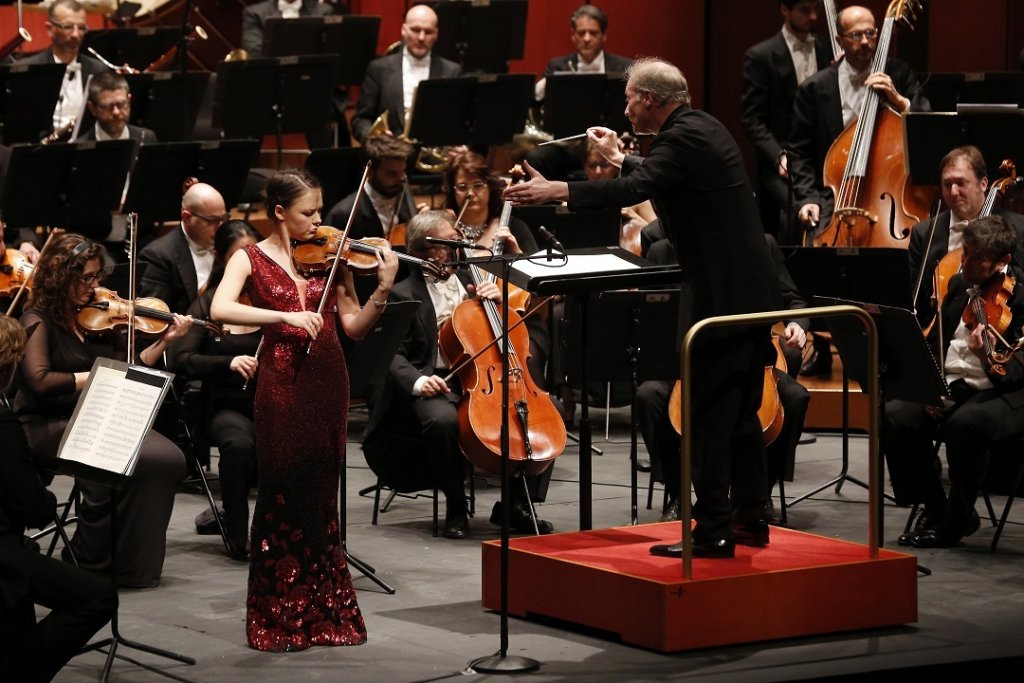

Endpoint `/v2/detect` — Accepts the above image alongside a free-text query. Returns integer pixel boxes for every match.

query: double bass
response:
[438,202,566,477]
[811,0,935,248]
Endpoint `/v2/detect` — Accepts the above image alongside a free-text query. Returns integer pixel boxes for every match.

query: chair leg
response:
[981,487,998,527]
[372,477,382,525]
[990,462,1024,553]
[646,470,655,510]
[778,478,788,525]
[432,486,439,538]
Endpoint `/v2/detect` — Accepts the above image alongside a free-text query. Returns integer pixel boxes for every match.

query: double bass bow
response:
[811,0,934,248]
[438,201,566,477]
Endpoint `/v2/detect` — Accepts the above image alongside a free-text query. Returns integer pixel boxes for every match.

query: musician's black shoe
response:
[911,510,980,549]
[194,506,226,535]
[649,537,735,559]
[442,511,470,539]
[659,497,680,522]
[799,347,833,377]
[490,501,554,535]
[636,459,652,473]
[897,508,940,546]
[732,519,770,547]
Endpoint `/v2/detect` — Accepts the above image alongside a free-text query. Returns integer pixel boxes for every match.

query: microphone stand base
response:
[468,653,540,674]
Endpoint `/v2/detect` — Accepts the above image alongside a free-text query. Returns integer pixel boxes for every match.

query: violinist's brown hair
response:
[964,215,1015,259]
[443,151,504,221]
[0,314,26,387]
[264,169,321,219]
[25,233,103,331]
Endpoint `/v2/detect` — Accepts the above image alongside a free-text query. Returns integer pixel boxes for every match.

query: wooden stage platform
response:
[482,521,918,653]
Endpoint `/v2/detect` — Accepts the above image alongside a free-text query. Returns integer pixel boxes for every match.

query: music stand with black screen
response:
[0,63,66,144]
[433,0,527,73]
[905,111,1024,187]
[512,205,620,250]
[1,141,134,239]
[784,246,914,311]
[406,74,534,149]
[921,72,1024,113]
[544,73,630,139]
[125,71,210,141]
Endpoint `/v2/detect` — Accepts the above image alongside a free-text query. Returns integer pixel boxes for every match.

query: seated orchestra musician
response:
[139,182,229,315]
[638,234,810,523]
[15,234,190,588]
[241,0,337,57]
[0,314,116,683]
[78,71,157,144]
[168,221,262,561]
[885,215,1024,549]
[350,4,461,146]
[909,145,1024,328]
[362,211,554,540]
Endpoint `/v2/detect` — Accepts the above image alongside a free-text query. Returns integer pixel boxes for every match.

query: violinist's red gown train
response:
[243,245,366,651]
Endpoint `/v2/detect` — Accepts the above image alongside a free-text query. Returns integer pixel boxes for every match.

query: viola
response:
[1,248,32,297]
[76,287,222,337]
[963,272,1016,374]
[438,201,566,477]
[292,226,450,282]
[668,336,786,445]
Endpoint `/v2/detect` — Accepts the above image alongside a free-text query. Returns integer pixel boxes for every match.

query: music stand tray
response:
[905,111,1024,186]
[545,73,630,138]
[407,77,477,147]
[512,205,621,250]
[64,140,137,233]
[123,142,203,225]
[262,17,328,58]
[784,247,914,311]
[323,15,381,85]
[1,143,76,228]
[433,0,527,73]
[82,27,180,71]
[125,71,210,142]
[0,63,66,145]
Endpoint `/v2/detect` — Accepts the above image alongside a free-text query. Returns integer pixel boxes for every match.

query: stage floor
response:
[46,407,1024,682]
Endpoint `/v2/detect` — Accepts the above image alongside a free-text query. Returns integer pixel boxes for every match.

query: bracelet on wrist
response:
[370,297,388,310]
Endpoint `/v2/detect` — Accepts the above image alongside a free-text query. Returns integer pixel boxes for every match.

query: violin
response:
[1,248,32,298]
[76,287,222,337]
[291,226,450,281]
[963,272,1016,375]
[668,336,786,445]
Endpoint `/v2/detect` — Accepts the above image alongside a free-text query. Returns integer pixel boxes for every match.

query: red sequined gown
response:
[243,245,366,651]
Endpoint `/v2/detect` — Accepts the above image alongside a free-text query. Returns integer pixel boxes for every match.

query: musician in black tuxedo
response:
[741,0,831,243]
[77,71,157,144]
[788,5,928,233]
[139,183,228,315]
[908,145,1024,328]
[886,216,1024,549]
[0,315,116,683]
[362,211,553,540]
[241,0,336,57]
[18,0,106,134]
[351,4,461,144]
[507,58,782,559]
[325,135,415,239]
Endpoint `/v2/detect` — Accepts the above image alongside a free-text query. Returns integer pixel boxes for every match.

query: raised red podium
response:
[482,522,917,652]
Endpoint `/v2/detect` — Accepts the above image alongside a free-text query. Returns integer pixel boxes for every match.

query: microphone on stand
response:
[425,236,487,251]
[536,225,565,255]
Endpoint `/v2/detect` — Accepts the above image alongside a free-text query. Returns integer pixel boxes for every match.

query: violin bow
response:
[307,161,371,355]
[127,212,139,363]
[243,335,264,390]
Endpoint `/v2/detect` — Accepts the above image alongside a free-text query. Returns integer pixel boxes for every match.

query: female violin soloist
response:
[883,215,1024,550]
[210,169,398,652]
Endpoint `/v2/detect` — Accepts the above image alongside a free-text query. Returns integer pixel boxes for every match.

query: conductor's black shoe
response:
[732,519,770,547]
[442,512,470,539]
[491,501,554,535]
[636,459,652,473]
[649,538,735,559]
[799,348,833,377]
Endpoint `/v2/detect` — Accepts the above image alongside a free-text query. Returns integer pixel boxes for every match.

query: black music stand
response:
[504,247,680,530]
[562,289,681,524]
[905,111,1024,186]
[404,74,534,149]
[512,205,620,250]
[82,27,180,71]
[214,56,336,164]
[433,0,527,73]
[0,63,65,144]
[544,73,630,139]
[305,147,364,213]
[262,15,380,83]
[784,247,912,507]
[122,139,259,227]
[123,72,210,141]
[340,300,418,595]
[1,141,134,239]
[818,297,949,547]
[921,72,1024,113]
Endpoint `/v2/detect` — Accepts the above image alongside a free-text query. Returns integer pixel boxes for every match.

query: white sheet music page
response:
[58,359,171,477]
[514,250,640,279]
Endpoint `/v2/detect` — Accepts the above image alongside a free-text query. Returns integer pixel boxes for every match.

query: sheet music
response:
[514,251,639,278]
[58,359,171,477]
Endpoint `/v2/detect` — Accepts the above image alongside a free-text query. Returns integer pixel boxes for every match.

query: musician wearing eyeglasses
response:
[138,183,229,315]
[77,71,157,144]
[17,0,105,134]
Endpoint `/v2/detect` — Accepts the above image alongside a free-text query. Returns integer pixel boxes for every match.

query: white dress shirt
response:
[412,276,468,396]
[402,46,431,119]
[782,24,818,86]
[943,265,1009,391]
[278,0,302,19]
[837,59,870,128]
[53,57,84,131]
[181,225,215,294]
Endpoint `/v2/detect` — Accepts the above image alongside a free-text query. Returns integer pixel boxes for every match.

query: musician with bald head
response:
[351,3,462,145]
[786,4,928,377]
[139,182,229,314]
[507,58,781,560]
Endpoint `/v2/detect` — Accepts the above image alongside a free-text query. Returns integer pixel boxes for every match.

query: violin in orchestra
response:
[76,287,222,337]
[1,248,33,298]
[291,226,451,281]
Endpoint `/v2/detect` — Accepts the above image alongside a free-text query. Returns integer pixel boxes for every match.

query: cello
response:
[438,201,566,477]
[811,0,935,248]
